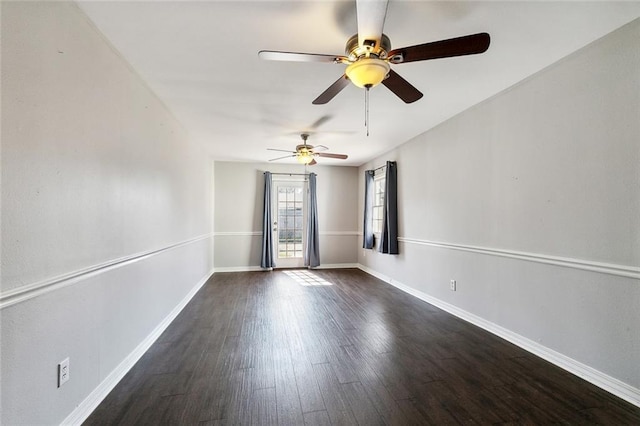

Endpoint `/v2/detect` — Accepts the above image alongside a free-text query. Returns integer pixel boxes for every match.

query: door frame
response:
[272,177,307,268]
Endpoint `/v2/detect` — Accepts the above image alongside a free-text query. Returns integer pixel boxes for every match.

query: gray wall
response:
[358,19,640,398]
[1,3,214,424]
[213,161,359,270]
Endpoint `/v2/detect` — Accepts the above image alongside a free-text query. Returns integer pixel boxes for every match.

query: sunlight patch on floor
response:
[284,269,333,286]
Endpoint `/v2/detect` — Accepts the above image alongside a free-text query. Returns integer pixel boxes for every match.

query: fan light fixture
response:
[345,58,390,88]
[296,149,314,164]
[267,133,348,164]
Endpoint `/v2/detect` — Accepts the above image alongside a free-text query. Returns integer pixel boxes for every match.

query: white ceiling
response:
[77,1,640,166]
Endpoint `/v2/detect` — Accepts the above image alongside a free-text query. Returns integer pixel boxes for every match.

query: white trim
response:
[319,231,359,236]
[398,237,640,280]
[213,231,261,236]
[60,268,214,426]
[0,233,214,310]
[312,263,359,269]
[357,264,640,408]
[358,264,391,283]
[213,266,265,273]
[213,263,358,273]
[213,231,358,237]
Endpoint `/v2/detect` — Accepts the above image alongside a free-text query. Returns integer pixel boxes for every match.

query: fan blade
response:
[314,145,329,152]
[309,115,333,129]
[356,0,389,48]
[317,152,348,160]
[312,75,350,105]
[259,50,348,64]
[388,32,490,64]
[382,69,423,103]
[267,148,296,153]
[269,154,295,162]
[309,159,318,166]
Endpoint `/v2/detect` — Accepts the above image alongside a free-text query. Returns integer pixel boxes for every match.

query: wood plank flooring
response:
[84,269,640,425]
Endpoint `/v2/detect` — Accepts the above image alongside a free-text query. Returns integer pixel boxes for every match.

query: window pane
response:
[371,175,386,235]
[276,184,305,259]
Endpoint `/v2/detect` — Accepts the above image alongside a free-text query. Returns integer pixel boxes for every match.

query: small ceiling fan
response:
[268,134,348,165]
[259,0,490,105]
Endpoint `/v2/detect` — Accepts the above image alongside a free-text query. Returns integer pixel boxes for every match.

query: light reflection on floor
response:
[283,269,333,286]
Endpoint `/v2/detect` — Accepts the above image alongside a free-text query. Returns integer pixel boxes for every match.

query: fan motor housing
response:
[345,33,391,60]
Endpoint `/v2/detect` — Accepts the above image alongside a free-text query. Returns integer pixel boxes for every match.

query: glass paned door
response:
[273,181,306,268]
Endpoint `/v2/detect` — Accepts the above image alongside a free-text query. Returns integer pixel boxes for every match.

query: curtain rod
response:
[268,172,313,176]
[373,164,387,172]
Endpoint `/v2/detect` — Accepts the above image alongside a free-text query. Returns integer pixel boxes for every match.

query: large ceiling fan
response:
[268,134,348,165]
[259,0,490,105]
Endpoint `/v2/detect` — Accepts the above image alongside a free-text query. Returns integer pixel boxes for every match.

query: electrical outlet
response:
[58,357,70,387]
[450,280,457,291]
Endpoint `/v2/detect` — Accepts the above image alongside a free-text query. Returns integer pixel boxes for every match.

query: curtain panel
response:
[362,170,375,249]
[379,161,399,255]
[305,173,320,267]
[260,172,275,269]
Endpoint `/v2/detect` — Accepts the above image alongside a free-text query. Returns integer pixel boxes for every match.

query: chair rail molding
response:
[213,231,358,237]
[398,237,639,280]
[0,233,215,310]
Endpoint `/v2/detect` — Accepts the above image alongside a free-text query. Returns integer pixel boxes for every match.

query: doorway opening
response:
[273,180,306,268]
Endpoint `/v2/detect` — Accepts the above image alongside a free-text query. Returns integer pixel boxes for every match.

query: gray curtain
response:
[379,161,399,255]
[260,172,275,269]
[363,170,375,249]
[304,173,320,267]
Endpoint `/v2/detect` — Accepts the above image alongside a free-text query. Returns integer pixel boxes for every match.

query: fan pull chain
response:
[365,86,370,137]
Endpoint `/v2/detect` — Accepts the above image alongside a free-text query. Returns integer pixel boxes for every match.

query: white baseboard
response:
[313,263,359,269]
[213,266,265,273]
[213,263,358,273]
[357,264,640,408]
[60,268,215,425]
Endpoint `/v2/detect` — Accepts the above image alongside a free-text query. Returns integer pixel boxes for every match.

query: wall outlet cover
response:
[58,357,70,387]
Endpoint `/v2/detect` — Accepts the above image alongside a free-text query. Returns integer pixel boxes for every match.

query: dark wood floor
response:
[85,269,640,425]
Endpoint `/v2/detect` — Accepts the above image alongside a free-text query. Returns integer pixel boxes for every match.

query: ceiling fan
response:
[259,0,490,105]
[268,134,348,165]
